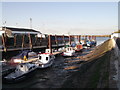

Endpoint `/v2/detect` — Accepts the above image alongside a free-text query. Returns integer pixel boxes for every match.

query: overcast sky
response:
[2,2,118,35]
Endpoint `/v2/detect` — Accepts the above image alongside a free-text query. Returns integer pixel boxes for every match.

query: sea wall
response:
[62,38,120,88]
[79,38,116,61]
[109,38,120,88]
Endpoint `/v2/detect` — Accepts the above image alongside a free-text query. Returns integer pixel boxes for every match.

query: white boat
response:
[62,47,76,56]
[3,63,37,83]
[35,49,55,68]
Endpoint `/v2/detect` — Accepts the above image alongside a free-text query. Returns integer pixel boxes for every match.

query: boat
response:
[74,44,83,52]
[62,47,76,56]
[10,50,38,64]
[86,40,97,47]
[35,49,55,68]
[3,63,37,83]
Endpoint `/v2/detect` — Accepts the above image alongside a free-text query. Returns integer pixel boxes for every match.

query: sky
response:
[2,2,118,35]
[118,2,120,30]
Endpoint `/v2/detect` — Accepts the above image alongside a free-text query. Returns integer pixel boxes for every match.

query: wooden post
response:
[48,35,52,53]
[55,35,58,47]
[69,35,71,46]
[92,35,95,40]
[14,34,16,47]
[35,34,38,46]
[78,35,81,44]
[84,35,87,44]
[28,33,32,50]
[94,36,96,40]
[63,35,66,46]
[22,35,24,49]
[40,34,42,46]
[2,34,7,52]
[77,35,79,43]
[4,32,7,43]
[89,36,91,40]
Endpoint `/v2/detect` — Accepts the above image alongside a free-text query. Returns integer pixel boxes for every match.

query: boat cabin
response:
[38,53,54,64]
[65,47,75,52]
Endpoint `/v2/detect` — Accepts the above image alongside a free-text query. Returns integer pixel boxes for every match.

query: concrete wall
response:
[109,38,120,89]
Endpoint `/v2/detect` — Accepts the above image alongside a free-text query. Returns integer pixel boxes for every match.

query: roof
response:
[2,27,41,33]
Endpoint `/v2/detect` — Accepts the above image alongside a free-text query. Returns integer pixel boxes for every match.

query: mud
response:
[2,49,90,88]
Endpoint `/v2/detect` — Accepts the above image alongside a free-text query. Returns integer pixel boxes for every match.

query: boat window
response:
[46,57,48,61]
[33,66,35,68]
[68,48,69,50]
[29,67,32,70]
[20,65,23,67]
[39,56,41,60]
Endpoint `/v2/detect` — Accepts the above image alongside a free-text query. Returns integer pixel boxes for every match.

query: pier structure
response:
[0,27,76,52]
[0,27,101,60]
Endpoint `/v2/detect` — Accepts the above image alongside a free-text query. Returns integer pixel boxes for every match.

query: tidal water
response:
[96,37,110,46]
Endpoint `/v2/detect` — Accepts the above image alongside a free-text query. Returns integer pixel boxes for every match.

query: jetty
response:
[0,26,97,60]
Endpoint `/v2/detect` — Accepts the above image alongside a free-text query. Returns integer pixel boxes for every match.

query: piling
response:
[48,35,52,53]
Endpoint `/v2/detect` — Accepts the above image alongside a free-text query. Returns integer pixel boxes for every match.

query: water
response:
[2,37,109,88]
[96,37,110,46]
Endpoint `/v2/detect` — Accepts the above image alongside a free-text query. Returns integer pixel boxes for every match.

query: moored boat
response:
[10,50,38,64]
[3,63,37,83]
[74,44,83,52]
[62,47,76,56]
[35,49,55,68]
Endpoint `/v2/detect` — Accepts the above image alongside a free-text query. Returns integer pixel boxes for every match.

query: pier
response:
[0,27,98,60]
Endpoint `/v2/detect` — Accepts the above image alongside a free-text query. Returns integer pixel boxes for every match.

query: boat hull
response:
[62,52,76,57]
[37,59,54,69]
[3,67,37,83]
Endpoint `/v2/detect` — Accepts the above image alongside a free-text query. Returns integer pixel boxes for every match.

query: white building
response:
[111,31,120,38]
